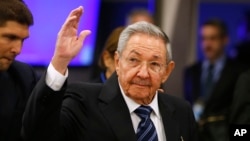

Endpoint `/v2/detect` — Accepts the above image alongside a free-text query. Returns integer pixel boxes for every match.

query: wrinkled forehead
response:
[121,33,167,58]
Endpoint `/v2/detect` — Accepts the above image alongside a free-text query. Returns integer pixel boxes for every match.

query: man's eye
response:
[151,62,161,67]
[129,58,138,62]
[4,35,18,41]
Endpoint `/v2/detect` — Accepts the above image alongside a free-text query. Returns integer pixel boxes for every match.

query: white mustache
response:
[131,79,151,86]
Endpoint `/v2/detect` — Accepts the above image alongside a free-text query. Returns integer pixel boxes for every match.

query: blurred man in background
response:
[0,0,37,140]
[184,19,246,141]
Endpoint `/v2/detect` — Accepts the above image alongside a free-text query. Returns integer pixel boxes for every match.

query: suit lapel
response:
[98,73,136,141]
[205,58,232,107]
[98,73,182,141]
[158,93,180,141]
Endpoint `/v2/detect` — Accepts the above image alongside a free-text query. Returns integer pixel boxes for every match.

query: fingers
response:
[60,6,83,31]
[67,6,83,20]
[78,30,91,42]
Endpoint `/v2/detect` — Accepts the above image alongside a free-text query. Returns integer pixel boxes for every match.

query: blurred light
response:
[17,0,100,66]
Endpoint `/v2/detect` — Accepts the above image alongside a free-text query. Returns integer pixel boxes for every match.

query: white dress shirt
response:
[119,85,166,141]
[45,63,68,91]
[45,63,166,141]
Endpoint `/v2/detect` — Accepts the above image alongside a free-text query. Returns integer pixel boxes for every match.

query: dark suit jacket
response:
[184,58,246,117]
[184,58,246,141]
[22,73,197,141]
[230,69,250,124]
[0,61,37,141]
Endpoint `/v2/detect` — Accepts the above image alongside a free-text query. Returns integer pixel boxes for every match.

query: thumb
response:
[78,30,91,42]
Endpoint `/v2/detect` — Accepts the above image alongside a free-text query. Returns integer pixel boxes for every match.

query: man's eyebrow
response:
[2,33,29,40]
[152,55,162,60]
[2,33,18,38]
[128,50,141,56]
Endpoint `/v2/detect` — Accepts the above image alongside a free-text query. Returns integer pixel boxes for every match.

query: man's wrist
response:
[51,56,70,75]
[46,63,68,91]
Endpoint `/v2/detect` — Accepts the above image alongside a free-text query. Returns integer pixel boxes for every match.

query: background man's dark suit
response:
[22,73,197,141]
[0,61,37,141]
[184,57,246,140]
[230,69,250,124]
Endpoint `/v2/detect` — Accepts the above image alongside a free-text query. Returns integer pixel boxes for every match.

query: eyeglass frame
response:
[117,52,170,73]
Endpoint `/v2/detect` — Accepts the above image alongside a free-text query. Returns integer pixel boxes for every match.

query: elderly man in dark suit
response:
[22,6,197,141]
[184,19,246,141]
[0,0,37,141]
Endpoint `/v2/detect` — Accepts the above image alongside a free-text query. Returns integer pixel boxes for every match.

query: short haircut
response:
[202,19,228,37]
[0,0,34,27]
[117,21,172,62]
[99,27,125,70]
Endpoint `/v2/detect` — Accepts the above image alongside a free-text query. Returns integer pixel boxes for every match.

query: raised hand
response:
[51,6,91,75]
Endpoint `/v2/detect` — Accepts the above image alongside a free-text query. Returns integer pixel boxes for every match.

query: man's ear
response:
[114,51,120,74]
[161,61,175,83]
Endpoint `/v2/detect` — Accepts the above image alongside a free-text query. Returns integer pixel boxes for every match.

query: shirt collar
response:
[202,54,226,70]
[118,83,161,119]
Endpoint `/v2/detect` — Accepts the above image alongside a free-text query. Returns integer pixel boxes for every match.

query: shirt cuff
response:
[45,63,68,91]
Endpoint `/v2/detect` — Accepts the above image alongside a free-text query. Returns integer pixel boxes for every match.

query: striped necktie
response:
[134,105,158,141]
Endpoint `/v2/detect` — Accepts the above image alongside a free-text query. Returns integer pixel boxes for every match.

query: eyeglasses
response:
[122,56,167,73]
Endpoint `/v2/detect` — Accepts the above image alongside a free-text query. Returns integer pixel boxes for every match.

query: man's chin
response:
[204,52,217,59]
[127,92,155,105]
[0,64,11,72]
[127,88,154,98]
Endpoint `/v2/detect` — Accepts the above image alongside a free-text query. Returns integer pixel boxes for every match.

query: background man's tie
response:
[203,64,214,100]
[134,105,158,141]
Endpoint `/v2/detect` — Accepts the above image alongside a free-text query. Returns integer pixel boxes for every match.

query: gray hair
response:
[117,21,172,62]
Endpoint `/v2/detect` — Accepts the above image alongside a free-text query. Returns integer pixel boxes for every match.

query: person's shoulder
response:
[9,60,36,79]
[7,61,37,92]
[159,93,191,109]
[185,62,202,72]
[11,60,33,70]
[184,62,202,79]
[226,57,248,72]
[66,81,103,98]
[239,69,250,81]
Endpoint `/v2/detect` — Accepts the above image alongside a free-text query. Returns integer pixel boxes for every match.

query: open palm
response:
[52,6,91,74]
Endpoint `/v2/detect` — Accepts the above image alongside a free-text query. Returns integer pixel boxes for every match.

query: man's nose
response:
[137,62,150,79]
[11,40,22,55]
